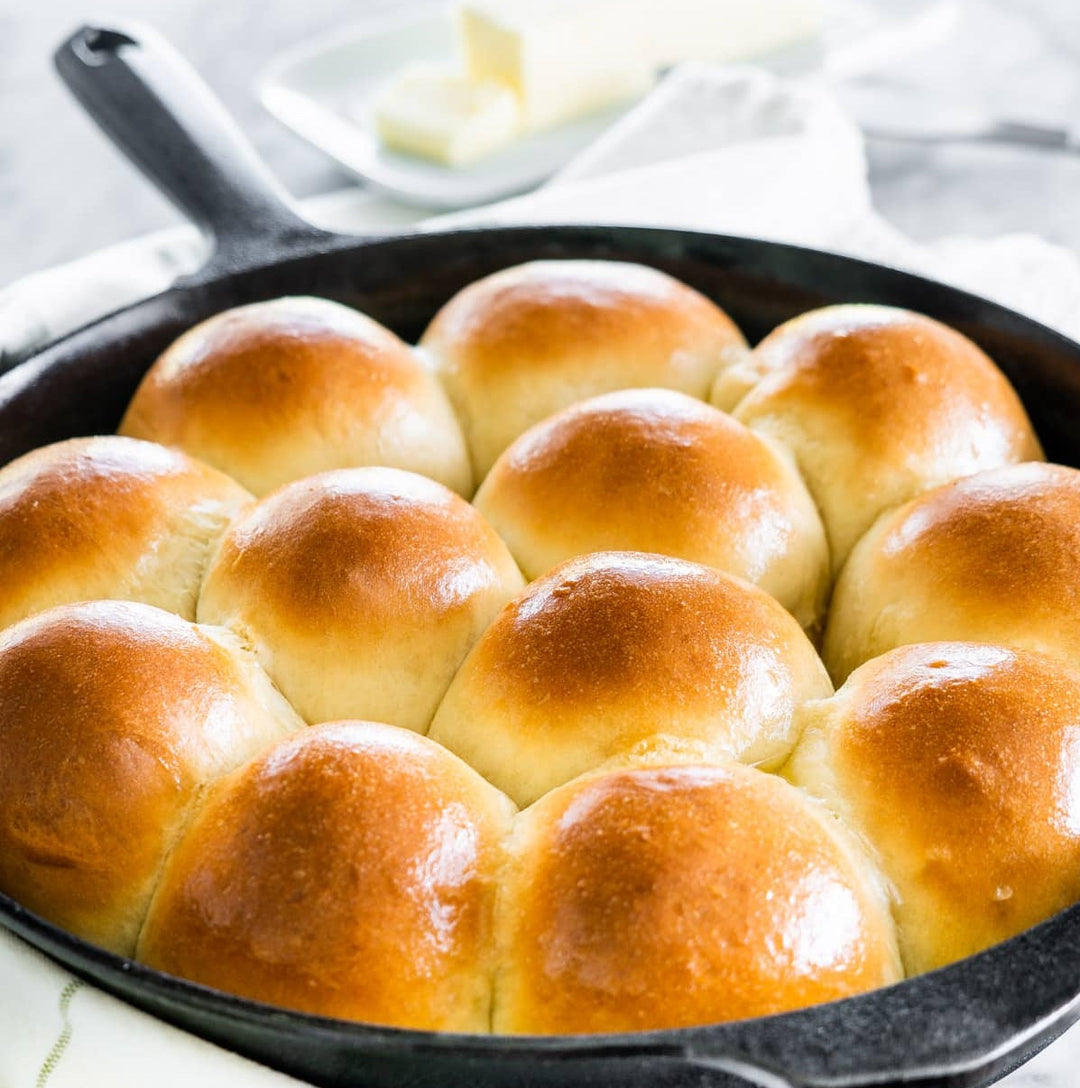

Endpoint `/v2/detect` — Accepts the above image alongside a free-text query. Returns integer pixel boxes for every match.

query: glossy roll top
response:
[420,260,748,478]
[714,304,1042,567]
[198,466,525,732]
[474,388,829,630]
[121,296,473,497]
[824,462,1080,682]
[0,435,250,630]
[787,642,1080,974]
[495,760,901,1034]
[139,722,515,1031]
[0,600,301,955]
[429,551,832,806]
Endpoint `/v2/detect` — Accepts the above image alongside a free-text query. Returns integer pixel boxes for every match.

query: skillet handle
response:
[54,22,330,275]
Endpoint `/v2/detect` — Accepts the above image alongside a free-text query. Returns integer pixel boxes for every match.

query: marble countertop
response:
[1,2,1080,1086]
[2,0,1080,288]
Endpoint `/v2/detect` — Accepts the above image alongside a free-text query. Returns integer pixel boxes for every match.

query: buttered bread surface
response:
[0,258,1066,1036]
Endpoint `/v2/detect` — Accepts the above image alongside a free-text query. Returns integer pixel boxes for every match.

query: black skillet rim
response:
[2,222,1080,1088]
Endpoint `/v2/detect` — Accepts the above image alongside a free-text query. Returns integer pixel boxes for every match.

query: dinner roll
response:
[420,260,747,478]
[428,552,832,806]
[198,467,524,731]
[474,388,829,629]
[139,722,514,1030]
[824,462,1080,683]
[787,642,1080,974]
[715,305,1042,568]
[0,435,249,631]
[120,296,472,497]
[494,760,900,1034]
[0,600,301,956]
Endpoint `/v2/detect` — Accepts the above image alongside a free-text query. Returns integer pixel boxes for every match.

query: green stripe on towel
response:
[35,979,82,1088]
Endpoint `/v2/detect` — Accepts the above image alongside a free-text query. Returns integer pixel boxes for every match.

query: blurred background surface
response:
[1,0,1079,286]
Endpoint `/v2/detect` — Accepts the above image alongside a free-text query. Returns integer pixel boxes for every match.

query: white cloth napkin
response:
[1,61,1079,1087]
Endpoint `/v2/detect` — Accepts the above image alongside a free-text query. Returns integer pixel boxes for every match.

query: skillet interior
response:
[3,223,1080,1088]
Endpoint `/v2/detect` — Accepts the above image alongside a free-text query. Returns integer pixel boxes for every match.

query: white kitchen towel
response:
[1,60,1079,1087]
[0,928,304,1087]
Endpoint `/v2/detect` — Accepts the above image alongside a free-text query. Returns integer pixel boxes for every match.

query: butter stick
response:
[455,0,824,132]
[456,0,653,132]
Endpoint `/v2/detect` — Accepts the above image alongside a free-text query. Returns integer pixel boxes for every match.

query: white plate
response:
[256,13,634,210]
[256,1,954,211]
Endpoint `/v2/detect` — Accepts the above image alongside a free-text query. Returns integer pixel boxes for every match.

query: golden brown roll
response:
[420,260,748,478]
[786,642,1080,974]
[198,467,525,732]
[494,760,900,1034]
[824,462,1080,683]
[0,435,249,631]
[138,721,514,1031]
[474,388,829,629]
[120,296,472,497]
[0,600,301,956]
[428,551,832,806]
[714,304,1042,568]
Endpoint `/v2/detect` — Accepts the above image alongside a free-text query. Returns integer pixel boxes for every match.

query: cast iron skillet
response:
[3,21,1080,1088]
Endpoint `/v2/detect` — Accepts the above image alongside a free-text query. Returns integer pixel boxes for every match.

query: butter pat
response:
[456,0,653,132]
[456,0,824,132]
[373,62,520,167]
